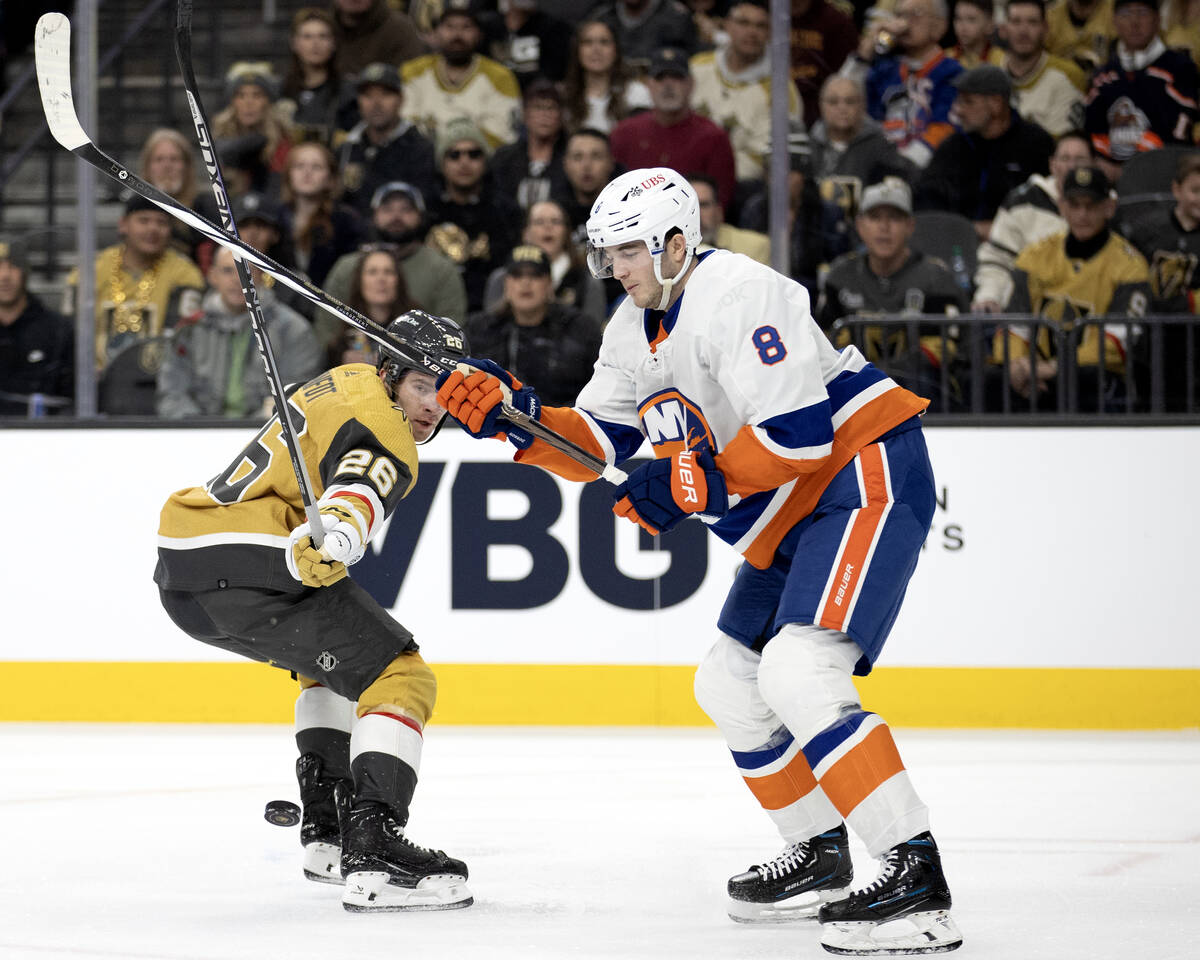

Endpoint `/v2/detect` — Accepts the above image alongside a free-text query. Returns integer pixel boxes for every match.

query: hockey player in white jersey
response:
[436,168,962,955]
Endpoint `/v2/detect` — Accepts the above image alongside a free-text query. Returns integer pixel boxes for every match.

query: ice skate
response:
[727,823,852,922]
[340,802,472,912]
[818,832,962,955]
[295,753,351,885]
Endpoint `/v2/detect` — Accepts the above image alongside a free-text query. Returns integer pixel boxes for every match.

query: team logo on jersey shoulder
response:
[638,388,715,456]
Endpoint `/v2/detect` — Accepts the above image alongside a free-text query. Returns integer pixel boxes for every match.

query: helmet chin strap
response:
[652,246,695,311]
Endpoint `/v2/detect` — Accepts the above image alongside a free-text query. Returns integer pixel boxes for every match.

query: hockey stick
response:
[33,11,624,484]
[174,0,325,546]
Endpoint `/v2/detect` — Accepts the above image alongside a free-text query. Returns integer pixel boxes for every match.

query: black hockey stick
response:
[174,0,325,546]
[33,12,624,483]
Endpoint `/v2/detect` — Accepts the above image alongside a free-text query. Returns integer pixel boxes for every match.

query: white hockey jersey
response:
[518,251,928,568]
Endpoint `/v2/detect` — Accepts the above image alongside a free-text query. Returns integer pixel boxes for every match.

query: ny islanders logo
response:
[639,389,715,456]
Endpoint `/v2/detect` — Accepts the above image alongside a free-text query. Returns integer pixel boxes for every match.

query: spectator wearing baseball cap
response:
[915,64,1055,241]
[400,3,522,151]
[330,0,424,75]
[231,191,292,272]
[0,238,75,417]
[988,164,1151,412]
[491,78,572,212]
[227,190,316,322]
[318,181,468,354]
[818,176,968,412]
[1084,0,1200,165]
[464,243,602,407]
[609,46,738,213]
[425,117,524,313]
[336,62,438,219]
[65,193,205,380]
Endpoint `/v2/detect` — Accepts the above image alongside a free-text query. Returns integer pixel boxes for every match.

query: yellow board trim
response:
[2,663,1197,729]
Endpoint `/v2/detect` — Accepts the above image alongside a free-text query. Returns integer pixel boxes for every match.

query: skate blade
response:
[821,911,963,955]
[342,870,474,913]
[302,842,343,885]
[728,885,850,924]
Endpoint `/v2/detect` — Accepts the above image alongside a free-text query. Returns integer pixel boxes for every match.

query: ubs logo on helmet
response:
[641,174,666,190]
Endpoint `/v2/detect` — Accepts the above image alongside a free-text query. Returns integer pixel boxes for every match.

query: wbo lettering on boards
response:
[350,461,965,613]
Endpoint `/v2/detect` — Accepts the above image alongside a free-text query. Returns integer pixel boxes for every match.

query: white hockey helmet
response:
[585,167,701,309]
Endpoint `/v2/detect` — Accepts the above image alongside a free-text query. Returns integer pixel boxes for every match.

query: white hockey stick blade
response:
[35,13,89,151]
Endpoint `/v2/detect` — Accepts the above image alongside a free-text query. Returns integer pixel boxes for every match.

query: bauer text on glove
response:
[611,448,728,536]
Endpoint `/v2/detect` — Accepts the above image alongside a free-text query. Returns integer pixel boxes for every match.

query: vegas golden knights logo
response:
[342,163,364,192]
[1150,250,1198,300]
[1038,294,1094,326]
[427,222,490,264]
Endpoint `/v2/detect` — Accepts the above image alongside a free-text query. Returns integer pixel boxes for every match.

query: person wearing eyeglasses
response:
[425,117,523,313]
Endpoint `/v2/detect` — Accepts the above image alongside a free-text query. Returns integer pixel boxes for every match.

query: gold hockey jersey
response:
[997,230,1151,373]
[155,364,419,591]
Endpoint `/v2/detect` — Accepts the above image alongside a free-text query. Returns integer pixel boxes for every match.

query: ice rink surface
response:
[2,724,1197,960]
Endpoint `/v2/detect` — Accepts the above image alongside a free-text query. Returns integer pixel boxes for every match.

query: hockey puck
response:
[264,799,301,827]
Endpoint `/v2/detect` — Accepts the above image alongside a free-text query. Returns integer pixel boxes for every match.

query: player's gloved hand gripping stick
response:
[613,448,728,535]
[436,359,628,483]
[436,360,728,533]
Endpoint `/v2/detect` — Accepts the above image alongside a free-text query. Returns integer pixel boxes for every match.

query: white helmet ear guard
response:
[585,168,701,307]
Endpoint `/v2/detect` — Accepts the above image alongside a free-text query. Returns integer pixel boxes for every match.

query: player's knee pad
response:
[756,623,863,743]
[357,651,437,727]
[694,634,778,747]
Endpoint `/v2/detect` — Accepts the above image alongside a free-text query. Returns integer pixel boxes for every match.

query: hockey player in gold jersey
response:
[154,310,473,913]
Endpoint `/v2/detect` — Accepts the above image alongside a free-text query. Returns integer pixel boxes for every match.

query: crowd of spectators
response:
[6,0,1200,419]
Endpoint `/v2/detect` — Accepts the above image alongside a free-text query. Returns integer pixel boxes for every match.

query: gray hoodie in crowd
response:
[157,286,322,420]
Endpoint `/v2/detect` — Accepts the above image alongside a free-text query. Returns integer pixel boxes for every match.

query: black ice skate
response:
[295,753,351,884]
[818,831,962,955]
[340,802,472,912]
[727,823,852,922]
